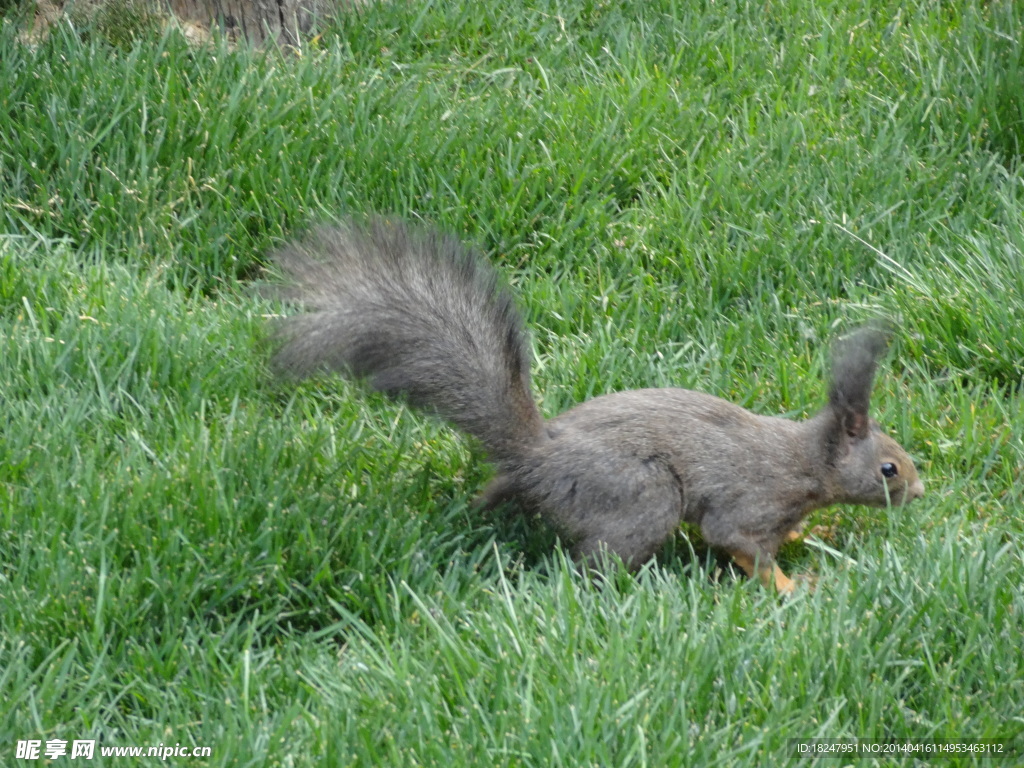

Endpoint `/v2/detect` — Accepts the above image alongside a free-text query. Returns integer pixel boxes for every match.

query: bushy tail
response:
[265,218,545,460]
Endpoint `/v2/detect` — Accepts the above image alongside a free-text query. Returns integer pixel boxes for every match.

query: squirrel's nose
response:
[907,478,925,501]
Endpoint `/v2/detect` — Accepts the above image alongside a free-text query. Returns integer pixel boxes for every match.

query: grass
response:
[1,0,1022,765]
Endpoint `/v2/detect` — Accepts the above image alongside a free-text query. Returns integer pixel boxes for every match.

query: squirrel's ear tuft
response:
[827,325,892,438]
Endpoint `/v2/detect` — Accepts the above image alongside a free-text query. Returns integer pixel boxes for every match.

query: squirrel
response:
[265,217,925,594]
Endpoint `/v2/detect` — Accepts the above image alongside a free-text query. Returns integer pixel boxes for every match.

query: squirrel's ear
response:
[826,325,891,439]
[841,411,869,440]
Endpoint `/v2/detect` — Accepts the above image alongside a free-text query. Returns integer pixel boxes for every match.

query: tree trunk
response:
[166,0,334,45]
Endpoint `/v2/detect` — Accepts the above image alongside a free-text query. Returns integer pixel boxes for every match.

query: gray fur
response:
[267,219,544,460]
[267,218,924,592]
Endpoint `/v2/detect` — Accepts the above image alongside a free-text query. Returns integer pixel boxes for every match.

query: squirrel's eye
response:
[881,462,899,478]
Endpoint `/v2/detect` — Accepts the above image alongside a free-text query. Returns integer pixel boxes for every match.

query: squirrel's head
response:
[830,417,925,506]
[820,326,925,507]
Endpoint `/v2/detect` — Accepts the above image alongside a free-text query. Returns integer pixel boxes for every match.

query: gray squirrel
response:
[266,217,925,594]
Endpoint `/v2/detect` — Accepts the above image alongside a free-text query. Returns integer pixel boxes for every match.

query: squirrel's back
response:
[266,218,545,460]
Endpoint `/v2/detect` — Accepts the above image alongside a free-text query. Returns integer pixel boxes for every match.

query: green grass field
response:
[1,0,1022,765]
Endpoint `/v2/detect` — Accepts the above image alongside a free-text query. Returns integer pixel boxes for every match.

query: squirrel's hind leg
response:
[474,474,519,512]
[564,470,684,571]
